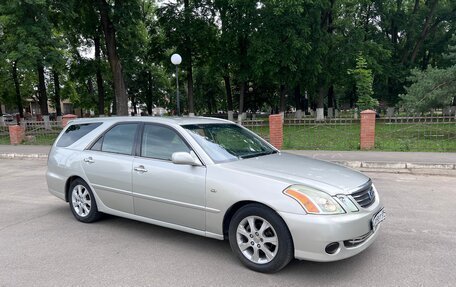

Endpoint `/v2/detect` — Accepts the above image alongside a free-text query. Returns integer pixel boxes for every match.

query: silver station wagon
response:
[47,117,385,273]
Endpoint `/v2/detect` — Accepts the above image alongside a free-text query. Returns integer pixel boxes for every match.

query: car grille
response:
[344,231,373,248]
[351,182,376,208]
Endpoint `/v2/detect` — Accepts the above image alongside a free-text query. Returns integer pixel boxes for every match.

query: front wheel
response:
[228,204,294,273]
[69,178,101,223]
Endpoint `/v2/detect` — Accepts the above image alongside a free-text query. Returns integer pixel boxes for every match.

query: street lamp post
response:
[171,54,182,116]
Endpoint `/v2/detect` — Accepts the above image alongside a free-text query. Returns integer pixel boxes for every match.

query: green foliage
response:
[399,65,456,113]
[1,0,456,117]
[348,54,378,111]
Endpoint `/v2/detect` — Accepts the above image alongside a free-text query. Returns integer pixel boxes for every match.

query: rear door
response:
[81,122,140,214]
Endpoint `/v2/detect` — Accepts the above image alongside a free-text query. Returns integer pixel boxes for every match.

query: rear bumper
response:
[46,169,66,201]
[279,204,384,262]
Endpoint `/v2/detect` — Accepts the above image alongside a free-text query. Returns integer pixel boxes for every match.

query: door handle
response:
[134,165,148,173]
[84,157,94,164]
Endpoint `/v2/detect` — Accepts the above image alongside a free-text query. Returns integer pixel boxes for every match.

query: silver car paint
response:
[81,150,135,214]
[46,116,383,262]
[132,156,207,230]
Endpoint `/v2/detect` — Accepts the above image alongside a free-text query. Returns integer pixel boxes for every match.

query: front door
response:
[132,124,206,230]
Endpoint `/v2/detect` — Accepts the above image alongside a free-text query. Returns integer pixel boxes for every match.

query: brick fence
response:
[268,109,376,150]
[8,125,25,145]
[269,114,283,149]
[360,110,376,150]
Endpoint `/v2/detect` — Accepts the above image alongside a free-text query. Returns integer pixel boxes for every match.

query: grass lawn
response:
[375,123,456,152]
[21,134,58,145]
[0,134,57,145]
[0,136,10,145]
[247,122,456,152]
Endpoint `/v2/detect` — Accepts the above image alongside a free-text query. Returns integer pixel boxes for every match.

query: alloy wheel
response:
[236,216,279,264]
[71,184,91,218]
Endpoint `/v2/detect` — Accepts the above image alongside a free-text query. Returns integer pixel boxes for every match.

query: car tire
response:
[69,178,101,223]
[228,203,294,273]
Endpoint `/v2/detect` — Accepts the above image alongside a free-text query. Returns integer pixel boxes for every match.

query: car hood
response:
[221,152,369,195]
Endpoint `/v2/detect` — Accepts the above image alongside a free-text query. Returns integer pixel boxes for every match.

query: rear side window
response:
[56,123,102,147]
[92,123,139,155]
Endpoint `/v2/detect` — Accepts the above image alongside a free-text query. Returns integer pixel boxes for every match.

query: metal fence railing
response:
[21,121,62,145]
[283,118,360,150]
[242,118,360,150]
[0,125,10,144]
[241,120,269,141]
[242,115,456,152]
[375,116,456,152]
[1,115,454,152]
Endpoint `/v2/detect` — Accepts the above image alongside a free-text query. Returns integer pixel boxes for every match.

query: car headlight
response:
[283,185,345,214]
[336,195,359,212]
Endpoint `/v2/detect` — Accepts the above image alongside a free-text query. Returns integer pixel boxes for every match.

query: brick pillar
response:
[269,114,283,149]
[9,125,25,145]
[62,114,77,128]
[360,110,376,150]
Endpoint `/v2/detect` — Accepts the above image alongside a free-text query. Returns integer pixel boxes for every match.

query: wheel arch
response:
[222,200,293,247]
[65,175,84,202]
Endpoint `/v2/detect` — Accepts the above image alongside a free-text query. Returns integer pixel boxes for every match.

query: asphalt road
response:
[0,159,455,287]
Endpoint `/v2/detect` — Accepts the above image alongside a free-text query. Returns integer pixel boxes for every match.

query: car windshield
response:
[183,123,277,163]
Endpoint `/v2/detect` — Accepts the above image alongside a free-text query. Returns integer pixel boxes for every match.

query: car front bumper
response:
[279,204,384,262]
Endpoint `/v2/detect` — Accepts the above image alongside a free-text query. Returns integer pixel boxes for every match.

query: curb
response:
[1,153,454,172]
[0,153,48,159]
[331,160,456,170]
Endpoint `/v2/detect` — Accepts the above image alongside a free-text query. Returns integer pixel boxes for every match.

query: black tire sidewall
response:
[69,179,100,223]
[228,204,294,273]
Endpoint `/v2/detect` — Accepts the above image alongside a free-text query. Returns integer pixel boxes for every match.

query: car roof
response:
[67,116,234,126]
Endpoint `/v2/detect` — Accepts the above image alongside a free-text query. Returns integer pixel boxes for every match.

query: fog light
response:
[325,242,340,254]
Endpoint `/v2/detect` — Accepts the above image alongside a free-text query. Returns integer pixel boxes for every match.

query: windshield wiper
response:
[240,150,278,159]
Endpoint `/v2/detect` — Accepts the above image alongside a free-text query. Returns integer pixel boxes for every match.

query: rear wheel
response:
[69,178,101,223]
[229,204,294,273]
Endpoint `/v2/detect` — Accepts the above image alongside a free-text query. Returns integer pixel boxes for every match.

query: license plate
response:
[371,208,386,231]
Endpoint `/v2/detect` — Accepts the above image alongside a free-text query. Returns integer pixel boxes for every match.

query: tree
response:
[399,66,456,113]
[348,54,379,111]
[250,0,311,115]
[400,35,456,113]
[97,0,129,116]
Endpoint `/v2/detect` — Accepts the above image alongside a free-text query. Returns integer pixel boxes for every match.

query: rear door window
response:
[56,123,102,147]
[92,123,139,155]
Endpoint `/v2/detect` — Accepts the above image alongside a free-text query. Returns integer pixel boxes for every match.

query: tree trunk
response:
[316,86,326,121]
[94,33,105,116]
[186,58,194,116]
[294,85,301,108]
[53,70,62,117]
[87,79,94,98]
[37,64,49,116]
[327,85,335,108]
[146,71,153,115]
[327,85,335,118]
[12,61,24,118]
[239,81,246,114]
[409,0,439,64]
[184,0,194,116]
[303,91,309,114]
[279,84,286,112]
[207,92,213,115]
[131,94,137,115]
[97,0,128,116]
[223,75,233,111]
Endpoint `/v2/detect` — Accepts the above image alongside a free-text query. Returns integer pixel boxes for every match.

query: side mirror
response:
[171,152,201,166]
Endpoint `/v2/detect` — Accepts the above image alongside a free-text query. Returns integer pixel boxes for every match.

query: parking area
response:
[0,159,455,286]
